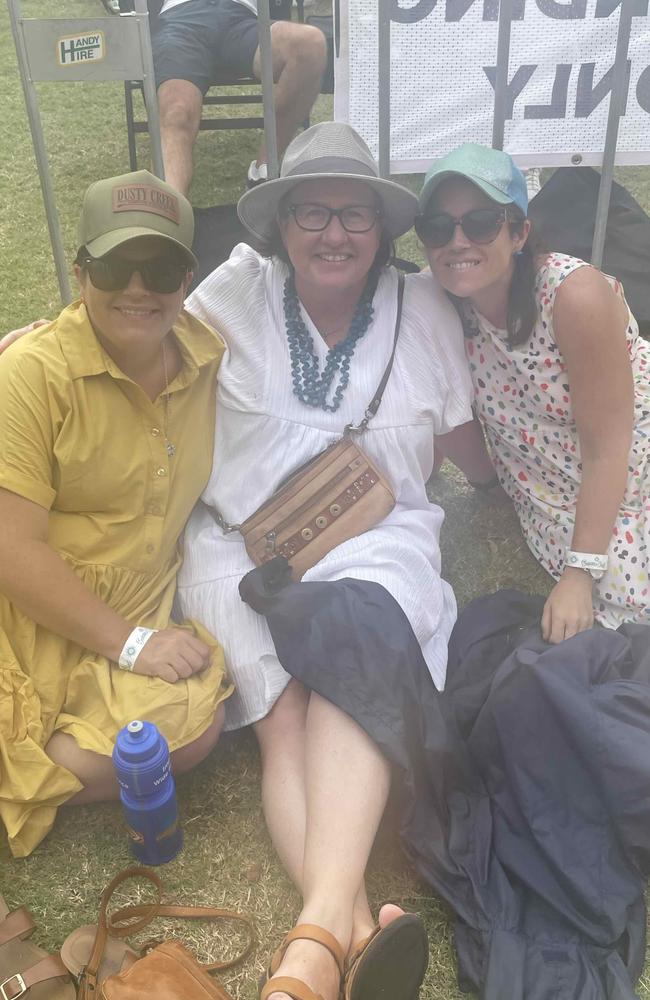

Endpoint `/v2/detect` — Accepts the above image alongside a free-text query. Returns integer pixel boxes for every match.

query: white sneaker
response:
[246,160,269,189]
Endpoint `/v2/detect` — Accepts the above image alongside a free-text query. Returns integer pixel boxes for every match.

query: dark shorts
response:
[153,0,260,94]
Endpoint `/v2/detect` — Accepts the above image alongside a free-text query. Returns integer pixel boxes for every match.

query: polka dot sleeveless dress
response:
[464,252,650,629]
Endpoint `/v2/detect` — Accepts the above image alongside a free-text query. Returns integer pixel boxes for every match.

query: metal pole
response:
[7,0,72,303]
[134,0,165,178]
[257,0,279,179]
[492,0,513,150]
[377,0,391,178]
[591,0,634,268]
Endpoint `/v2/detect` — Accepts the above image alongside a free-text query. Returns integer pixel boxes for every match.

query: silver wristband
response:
[118,626,159,671]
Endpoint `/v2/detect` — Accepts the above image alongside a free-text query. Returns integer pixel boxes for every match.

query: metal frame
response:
[7,0,164,302]
[7,0,280,304]
[374,0,639,268]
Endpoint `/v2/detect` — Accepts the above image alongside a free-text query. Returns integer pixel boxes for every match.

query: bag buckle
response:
[345,405,376,436]
[0,974,26,1000]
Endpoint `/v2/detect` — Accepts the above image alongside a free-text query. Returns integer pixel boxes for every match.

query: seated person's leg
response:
[45,704,225,805]
[153,0,221,193]
[213,4,327,179]
[252,21,327,169]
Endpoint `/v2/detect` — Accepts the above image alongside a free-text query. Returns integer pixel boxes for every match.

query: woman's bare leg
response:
[257,690,394,1000]
[255,684,377,946]
[46,705,225,805]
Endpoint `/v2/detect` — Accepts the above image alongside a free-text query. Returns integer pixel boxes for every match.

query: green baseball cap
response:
[78,169,198,268]
[419,143,528,216]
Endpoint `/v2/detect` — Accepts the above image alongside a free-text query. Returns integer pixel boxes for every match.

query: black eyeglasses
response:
[81,254,189,293]
[288,203,381,233]
[415,208,509,249]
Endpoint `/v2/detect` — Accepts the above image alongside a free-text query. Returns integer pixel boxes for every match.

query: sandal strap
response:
[269,925,345,978]
[1,954,70,1000]
[260,975,323,1000]
[0,910,35,948]
[346,926,379,971]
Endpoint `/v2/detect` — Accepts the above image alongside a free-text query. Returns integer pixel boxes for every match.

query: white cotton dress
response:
[177,245,473,730]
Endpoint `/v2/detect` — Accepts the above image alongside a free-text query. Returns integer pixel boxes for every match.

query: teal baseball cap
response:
[419,143,528,216]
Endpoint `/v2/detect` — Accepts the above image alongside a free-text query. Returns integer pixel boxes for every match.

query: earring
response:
[514,250,524,257]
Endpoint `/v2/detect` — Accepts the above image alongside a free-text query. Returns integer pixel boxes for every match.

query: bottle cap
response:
[127,720,144,735]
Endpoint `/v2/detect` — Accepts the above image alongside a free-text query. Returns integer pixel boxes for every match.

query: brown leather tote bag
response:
[74,867,255,1000]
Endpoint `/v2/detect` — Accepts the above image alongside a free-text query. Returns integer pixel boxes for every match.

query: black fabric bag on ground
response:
[240,569,650,999]
[528,168,650,332]
[190,205,255,291]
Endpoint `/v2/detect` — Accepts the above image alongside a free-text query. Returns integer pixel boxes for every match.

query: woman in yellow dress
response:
[0,169,231,858]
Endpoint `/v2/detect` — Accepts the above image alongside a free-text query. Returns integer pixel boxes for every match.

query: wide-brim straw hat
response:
[237,122,419,241]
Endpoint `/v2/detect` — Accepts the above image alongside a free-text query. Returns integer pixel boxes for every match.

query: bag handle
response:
[77,866,255,999]
[344,272,405,435]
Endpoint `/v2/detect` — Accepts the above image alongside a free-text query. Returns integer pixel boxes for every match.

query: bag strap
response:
[344,272,405,435]
[77,866,255,999]
[203,273,405,535]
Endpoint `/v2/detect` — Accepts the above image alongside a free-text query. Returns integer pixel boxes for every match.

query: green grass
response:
[2,1,650,995]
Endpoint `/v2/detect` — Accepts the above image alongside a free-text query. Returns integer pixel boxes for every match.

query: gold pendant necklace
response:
[161,340,176,458]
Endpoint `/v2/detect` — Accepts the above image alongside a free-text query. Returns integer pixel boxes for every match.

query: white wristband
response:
[118,626,159,671]
[565,549,608,580]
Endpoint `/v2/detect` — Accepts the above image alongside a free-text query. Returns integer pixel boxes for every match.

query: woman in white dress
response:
[176,123,477,1000]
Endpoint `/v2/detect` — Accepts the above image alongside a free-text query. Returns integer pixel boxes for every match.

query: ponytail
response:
[504,209,542,348]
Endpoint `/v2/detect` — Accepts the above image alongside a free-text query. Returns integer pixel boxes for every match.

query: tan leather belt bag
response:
[206,275,405,581]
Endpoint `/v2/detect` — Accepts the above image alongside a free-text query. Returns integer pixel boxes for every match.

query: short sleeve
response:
[403,271,475,435]
[185,243,266,347]
[0,347,57,509]
[185,244,273,410]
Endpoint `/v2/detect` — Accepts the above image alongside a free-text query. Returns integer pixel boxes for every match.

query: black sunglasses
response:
[415,208,509,248]
[81,254,189,293]
[288,203,381,233]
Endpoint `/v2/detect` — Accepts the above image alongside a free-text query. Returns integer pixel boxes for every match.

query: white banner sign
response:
[334,0,650,171]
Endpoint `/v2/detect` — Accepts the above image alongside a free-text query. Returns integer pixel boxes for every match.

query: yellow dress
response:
[0,300,232,858]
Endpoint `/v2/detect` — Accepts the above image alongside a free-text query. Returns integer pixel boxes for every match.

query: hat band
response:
[284,156,378,180]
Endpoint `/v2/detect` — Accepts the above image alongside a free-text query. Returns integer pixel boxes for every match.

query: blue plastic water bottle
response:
[112,720,183,865]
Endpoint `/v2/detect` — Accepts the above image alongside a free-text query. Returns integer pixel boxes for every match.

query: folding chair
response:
[125,74,265,172]
[123,0,305,171]
[7,0,163,303]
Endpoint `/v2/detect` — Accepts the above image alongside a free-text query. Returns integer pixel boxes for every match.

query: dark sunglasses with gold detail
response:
[79,252,190,294]
[415,207,509,249]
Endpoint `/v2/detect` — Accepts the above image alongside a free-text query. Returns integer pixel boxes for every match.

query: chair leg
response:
[124,80,139,172]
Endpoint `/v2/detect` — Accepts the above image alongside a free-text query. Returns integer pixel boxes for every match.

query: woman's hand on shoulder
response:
[131,628,212,684]
[0,319,50,355]
[540,569,594,644]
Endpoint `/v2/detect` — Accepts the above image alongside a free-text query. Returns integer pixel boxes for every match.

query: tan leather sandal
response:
[259,924,345,1000]
[0,895,75,1000]
[343,913,429,1000]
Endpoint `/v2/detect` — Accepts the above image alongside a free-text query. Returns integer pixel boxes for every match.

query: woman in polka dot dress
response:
[416,143,650,643]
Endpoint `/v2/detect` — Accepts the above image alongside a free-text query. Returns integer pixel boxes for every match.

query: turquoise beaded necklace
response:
[283,267,379,413]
